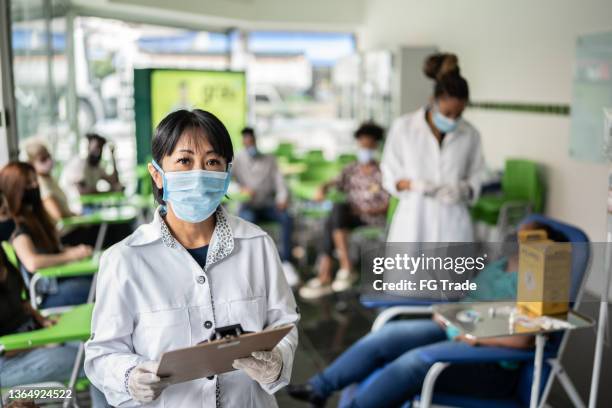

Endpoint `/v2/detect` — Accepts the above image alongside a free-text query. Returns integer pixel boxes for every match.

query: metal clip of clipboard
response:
[197,324,254,346]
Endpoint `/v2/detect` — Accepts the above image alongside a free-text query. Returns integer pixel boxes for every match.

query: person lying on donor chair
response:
[288,222,566,408]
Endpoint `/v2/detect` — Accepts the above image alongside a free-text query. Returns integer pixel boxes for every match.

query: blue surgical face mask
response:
[356,148,375,164]
[432,104,459,133]
[152,160,231,223]
[246,146,258,157]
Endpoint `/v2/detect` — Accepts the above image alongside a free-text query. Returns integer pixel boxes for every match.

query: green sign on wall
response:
[134,69,247,164]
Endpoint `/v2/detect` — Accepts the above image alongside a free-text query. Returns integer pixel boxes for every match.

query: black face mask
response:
[23,188,41,205]
[87,153,102,166]
[0,219,15,242]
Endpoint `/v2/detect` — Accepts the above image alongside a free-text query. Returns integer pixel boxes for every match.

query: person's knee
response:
[359,323,400,347]
[390,349,432,380]
[19,347,77,383]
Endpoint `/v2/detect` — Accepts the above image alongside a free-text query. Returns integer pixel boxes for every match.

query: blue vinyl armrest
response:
[360,293,448,309]
[418,342,553,365]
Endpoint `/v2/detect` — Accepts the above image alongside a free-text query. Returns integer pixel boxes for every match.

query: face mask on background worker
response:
[432,103,459,133]
[152,160,231,223]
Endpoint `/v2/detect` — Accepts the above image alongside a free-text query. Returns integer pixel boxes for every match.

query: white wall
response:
[359,0,612,242]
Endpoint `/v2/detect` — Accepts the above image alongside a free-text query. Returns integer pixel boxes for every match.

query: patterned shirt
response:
[337,162,390,226]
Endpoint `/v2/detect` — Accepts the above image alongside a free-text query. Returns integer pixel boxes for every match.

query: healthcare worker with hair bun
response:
[382,53,485,242]
[84,109,299,407]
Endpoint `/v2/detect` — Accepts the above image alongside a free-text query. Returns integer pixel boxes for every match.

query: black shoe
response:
[286,383,327,407]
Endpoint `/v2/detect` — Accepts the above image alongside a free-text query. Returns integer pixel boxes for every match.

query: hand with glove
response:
[127,361,171,403]
[435,182,472,205]
[232,347,283,385]
[409,179,438,196]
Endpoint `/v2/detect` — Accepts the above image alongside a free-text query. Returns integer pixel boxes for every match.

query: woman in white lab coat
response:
[84,109,299,407]
[382,54,485,242]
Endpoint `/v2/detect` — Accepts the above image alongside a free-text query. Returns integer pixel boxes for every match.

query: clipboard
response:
[157,324,294,384]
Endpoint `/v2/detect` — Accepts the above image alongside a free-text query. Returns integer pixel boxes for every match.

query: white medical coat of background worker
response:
[381,107,485,242]
[84,207,299,407]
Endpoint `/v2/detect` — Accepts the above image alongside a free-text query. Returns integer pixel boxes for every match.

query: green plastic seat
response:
[136,163,153,197]
[0,303,93,351]
[222,190,251,204]
[0,304,94,402]
[302,149,325,164]
[289,163,342,201]
[274,142,295,160]
[300,163,341,183]
[129,193,156,210]
[352,196,399,240]
[278,161,307,176]
[79,191,126,206]
[36,257,99,280]
[1,241,18,269]
[387,196,399,225]
[60,205,139,228]
[26,256,99,309]
[337,153,357,166]
[471,159,544,225]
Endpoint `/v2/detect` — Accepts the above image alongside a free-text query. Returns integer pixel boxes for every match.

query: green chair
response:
[129,164,157,212]
[471,159,544,232]
[0,303,94,407]
[351,196,399,241]
[2,239,101,310]
[1,240,18,269]
[79,191,126,207]
[274,142,295,160]
[60,205,139,252]
[289,163,342,202]
[337,153,357,166]
[302,149,325,165]
[0,303,93,350]
[29,258,99,310]
[136,163,153,197]
[277,157,307,177]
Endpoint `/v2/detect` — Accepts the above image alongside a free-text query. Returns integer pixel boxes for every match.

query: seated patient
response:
[0,223,109,407]
[289,223,564,407]
[24,140,75,222]
[299,122,389,299]
[60,133,123,210]
[24,140,99,248]
[0,163,93,309]
[233,126,299,286]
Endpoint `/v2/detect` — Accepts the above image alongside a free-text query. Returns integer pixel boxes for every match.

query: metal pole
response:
[588,231,611,408]
[65,8,79,152]
[530,334,546,408]
[0,0,20,162]
[43,0,57,145]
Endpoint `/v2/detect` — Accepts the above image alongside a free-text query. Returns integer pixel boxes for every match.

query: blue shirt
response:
[186,245,209,269]
[463,257,517,302]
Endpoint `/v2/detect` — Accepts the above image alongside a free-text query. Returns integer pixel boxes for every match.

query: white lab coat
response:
[381,107,485,242]
[84,207,299,408]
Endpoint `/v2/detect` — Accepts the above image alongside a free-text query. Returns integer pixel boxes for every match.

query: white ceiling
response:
[70,0,367,32]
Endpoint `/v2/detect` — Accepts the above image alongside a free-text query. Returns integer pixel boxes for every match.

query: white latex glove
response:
[232,348,283,385]
[127,361,169,403]
[435,182,471,205]
[410,179,438,195]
